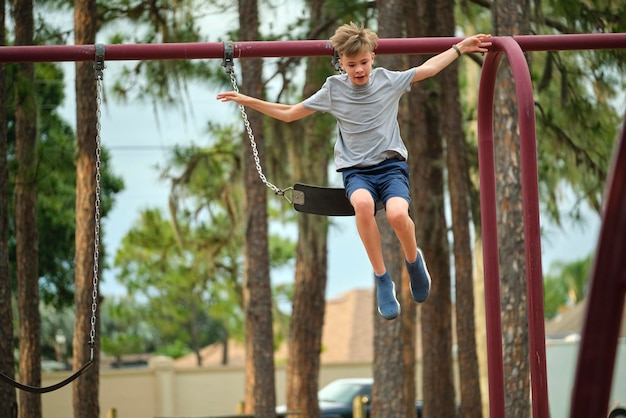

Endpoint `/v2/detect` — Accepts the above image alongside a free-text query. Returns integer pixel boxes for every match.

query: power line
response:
[106,145,178,151]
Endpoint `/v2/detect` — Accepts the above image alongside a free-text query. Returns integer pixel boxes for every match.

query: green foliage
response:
[113,203,243,356]
[460,0,626,230]
[156,340,192,359]
[100,296,157,363]
[4,60,124,309]
[97,0,220,107]
[541,0,626,34]
[112,122,296,355]
[543,254,592,319]
[531,0,626,223]
[533,48,623,224]
[269,234,296,268]
[39,303,76,360]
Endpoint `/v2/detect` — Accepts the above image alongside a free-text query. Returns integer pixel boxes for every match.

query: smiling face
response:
[340,50,375,86]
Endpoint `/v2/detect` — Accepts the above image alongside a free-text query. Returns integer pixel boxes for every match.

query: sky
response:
[52,2,603,301]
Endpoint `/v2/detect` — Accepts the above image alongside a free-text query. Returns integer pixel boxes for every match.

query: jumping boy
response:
[217,23,492,319]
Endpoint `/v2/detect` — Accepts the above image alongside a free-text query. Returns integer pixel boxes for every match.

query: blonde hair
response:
[330,22,378,57]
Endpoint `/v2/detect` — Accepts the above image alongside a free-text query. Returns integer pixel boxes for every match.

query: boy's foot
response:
[405,248,431,303]
[375,271,400,320]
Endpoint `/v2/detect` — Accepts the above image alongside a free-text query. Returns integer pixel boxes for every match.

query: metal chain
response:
[227,71,289,200]
[89,45,105,360]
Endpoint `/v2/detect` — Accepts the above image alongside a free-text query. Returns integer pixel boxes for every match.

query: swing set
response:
[0,33,625,418]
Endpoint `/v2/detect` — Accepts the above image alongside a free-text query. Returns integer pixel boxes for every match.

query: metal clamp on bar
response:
[95,43,105,80]
[331,49,343,73]
[223,41,234,74]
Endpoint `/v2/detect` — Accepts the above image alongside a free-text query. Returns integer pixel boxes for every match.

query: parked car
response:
[277,378,423,418]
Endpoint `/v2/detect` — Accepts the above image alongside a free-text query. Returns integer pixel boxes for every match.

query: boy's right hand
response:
[216,91,241,103]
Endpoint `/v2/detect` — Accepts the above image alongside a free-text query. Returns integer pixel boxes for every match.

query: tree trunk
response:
[285,2,333,417]
[372,2,415,418]
[13,0,41,416]
[405,1,456,417]
[0,0,18,414]
[437,0,483,417]
[238,1,276,416]
[73,1,100,417]
[492,0,532,416]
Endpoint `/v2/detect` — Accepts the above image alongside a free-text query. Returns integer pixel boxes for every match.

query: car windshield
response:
[318,381,371,404]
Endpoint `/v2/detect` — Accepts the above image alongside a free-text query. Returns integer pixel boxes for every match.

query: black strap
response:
[0,360,93,394]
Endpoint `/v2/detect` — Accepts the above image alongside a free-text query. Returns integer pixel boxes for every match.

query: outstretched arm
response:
[216,92,315,123]
[411,34,492,83]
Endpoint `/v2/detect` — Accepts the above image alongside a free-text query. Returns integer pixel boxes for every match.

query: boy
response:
[217,23,492,319]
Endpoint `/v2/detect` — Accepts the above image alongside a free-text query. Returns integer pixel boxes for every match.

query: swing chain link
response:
[223,42,291,202]
[90,44,105,360]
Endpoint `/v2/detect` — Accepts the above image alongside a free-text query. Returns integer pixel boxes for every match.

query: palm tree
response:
[284,1,334,417]
[405,0,456,416]
[73,0,100,416]
[13,0,41,416]
[0,0,18,414]
[238,1,276,416]
[492,0,531,415]
[373,2,416,417]
[437,0,483,415]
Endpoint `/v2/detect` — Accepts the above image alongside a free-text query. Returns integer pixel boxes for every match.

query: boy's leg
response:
[350,189,385,275]
[386,197,431,303]
[385,197,417,262]
[350,189,399,319]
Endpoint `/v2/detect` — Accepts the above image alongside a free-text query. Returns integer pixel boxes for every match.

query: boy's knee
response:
[386,208,409,229]
[350,190,376,215]
[352,198,375,216]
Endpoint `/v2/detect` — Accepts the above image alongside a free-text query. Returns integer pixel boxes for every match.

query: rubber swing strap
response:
[292,183,384,216]
[0,360,94,394]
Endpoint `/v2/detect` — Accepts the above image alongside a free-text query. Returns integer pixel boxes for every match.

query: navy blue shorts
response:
[341,159,410,206]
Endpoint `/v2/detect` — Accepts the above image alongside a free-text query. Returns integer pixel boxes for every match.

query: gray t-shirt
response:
[302,67,416,170]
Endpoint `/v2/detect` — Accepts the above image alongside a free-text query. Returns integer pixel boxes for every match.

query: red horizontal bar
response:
[0,34,625,63]
[511,33,626,52]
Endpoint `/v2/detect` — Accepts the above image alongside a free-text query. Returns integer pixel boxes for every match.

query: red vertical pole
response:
[497,37,549,418]
[570,115,626,418]
[478,37,550,418]
[477,51,507,418]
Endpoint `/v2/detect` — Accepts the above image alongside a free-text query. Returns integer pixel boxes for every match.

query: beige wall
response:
[41,358,376,418]
[40,339,626,418]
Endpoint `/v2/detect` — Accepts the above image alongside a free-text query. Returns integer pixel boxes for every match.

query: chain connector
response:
[95,43,105,80]
[332,49,344,74]
[277,187,294,204]
[223,41,234,74]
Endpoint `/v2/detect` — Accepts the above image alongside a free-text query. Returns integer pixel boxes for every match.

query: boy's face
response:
[340,50,375,86]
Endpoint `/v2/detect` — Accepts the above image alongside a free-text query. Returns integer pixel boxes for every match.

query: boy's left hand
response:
[458,34,492,55]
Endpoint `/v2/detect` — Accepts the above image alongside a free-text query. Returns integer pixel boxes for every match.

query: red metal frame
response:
[1,33,625,417]
[1,33,625,62]
[478,37,548,418]
[569,114,626,418]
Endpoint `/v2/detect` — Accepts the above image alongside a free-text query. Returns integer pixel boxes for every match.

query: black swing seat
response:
[292,183,384,216]
[0,360,93,394]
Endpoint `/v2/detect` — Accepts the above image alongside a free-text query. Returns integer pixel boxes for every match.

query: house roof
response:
[171,290,626,368]
[175,288,376,367]
[544,298,626,339]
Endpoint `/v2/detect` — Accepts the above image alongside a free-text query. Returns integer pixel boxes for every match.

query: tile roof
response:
[175,288,376,367]
[544,298,626,339]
